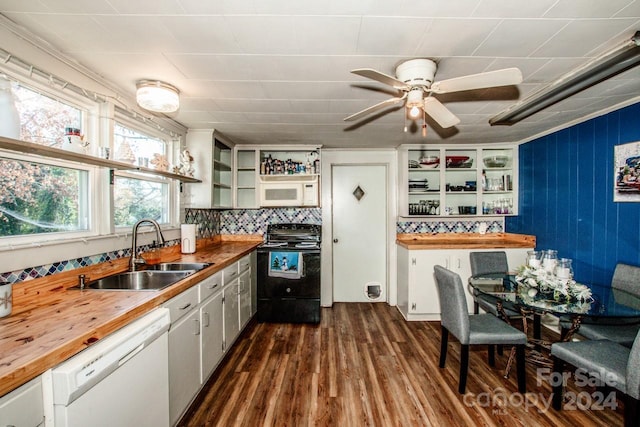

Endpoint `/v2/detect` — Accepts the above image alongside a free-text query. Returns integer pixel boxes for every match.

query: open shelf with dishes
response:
[399,144,518,217]
[0,135,202,183]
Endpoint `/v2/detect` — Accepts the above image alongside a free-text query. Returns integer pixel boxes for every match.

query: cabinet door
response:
[0,376,44,427]
[238,269,252,328]
[448,249,475,313]
[223,281,240,350]
[408,251,450,314]
[200,292,224,383]
[168,309,201,426]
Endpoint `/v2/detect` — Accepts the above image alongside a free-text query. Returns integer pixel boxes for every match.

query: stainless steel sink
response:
[74,270,194,291]
[143,262,212,272]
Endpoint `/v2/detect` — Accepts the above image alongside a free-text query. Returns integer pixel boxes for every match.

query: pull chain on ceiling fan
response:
[345,58,523,132]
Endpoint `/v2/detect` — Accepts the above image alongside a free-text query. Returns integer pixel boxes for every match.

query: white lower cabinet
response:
[200,292,224,383]
[238,269,251,329]
[164,252,256,426]
[397,246,531,321]
[0,376,44,427]
[164,287,200,427]
[223,280,240,349]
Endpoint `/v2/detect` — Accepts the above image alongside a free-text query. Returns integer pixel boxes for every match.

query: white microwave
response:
[259,175,319,207]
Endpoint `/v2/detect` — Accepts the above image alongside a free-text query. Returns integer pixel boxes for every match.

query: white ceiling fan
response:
[344,58,523,129]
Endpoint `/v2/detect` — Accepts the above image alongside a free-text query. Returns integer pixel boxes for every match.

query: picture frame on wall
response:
[614,140,640,202]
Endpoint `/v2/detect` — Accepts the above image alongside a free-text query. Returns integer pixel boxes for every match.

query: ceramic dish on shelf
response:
[408,159,420,168]
[484,155,510,168]
[446,156,472,168]
[419,156,440,168]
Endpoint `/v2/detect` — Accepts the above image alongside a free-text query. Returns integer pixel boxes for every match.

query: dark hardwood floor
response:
[179,303,623,426]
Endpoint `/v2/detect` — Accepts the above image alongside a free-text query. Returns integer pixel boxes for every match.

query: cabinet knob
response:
[333,238,339,243]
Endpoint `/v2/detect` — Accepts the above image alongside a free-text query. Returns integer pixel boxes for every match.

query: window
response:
[0,82,91,239]
[113,122,172,228]
[11,83,83,148]
[0,157,89,237]
[114,176,169,227]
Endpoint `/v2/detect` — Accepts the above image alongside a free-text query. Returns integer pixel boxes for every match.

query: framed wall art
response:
[614,140,640,202]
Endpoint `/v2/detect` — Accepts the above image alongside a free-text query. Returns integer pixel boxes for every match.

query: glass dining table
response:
[468,272,640,373]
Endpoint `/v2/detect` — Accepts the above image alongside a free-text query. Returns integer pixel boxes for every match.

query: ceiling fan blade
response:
[343,96,406,121]
[423,97,460,128]
[430,68,523,94]
[351,68,411,90]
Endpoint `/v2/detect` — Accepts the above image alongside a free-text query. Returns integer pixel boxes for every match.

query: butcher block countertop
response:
[0,235,261,397]
[396,232,536,250]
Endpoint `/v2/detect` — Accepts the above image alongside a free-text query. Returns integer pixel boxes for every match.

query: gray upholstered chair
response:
[434,265,527,394]
[551,329,640,426]
[559,263,640,346]
[469,251,520,318]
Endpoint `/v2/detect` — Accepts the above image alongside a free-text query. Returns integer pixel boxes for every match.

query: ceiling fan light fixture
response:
[136,80,180,113]
[408,105,422,119]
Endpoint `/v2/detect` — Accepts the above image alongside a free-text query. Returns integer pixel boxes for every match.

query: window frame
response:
[112,114,179,232]
[0,151,98,245]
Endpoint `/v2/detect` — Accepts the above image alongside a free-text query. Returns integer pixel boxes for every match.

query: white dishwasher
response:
[43,308,171,427]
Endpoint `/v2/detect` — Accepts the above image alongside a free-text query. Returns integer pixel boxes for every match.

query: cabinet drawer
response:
[163,286,198,323]
[223,262,239,285]
[238,254,251,274]
[199,270,223,302]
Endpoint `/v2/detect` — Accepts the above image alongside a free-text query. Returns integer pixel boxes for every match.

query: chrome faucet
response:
[129,218,165,271]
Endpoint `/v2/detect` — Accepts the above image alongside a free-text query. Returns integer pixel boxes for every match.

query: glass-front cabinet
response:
[399,144,517,217]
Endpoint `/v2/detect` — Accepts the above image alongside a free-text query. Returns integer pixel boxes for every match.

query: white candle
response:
[556,267,571,280]
[543,258,556,272]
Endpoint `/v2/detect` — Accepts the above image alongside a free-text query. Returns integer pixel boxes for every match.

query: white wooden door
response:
[332,165,387,302]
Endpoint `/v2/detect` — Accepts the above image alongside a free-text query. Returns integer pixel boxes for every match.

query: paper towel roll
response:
[181,224,197,254]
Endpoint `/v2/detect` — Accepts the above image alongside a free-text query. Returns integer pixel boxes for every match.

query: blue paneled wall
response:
[506,102,640,286]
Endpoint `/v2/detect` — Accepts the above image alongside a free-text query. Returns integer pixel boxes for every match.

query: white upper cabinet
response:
[186,130,233,209]
[399,144,518,218]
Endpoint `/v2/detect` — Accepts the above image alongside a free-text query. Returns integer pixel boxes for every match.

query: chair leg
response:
[552,357,564,410]
[459,345,469,394]
[439,325,449,368]
[516,344,526,394]
[473,301,479,314]
[559,327,569,342]
[488,344,495,367]
[497,344,503,356]
[533,313,541,340]
[624,395,640,427]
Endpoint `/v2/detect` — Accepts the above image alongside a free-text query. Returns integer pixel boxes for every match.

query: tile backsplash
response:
[3,208,504,284]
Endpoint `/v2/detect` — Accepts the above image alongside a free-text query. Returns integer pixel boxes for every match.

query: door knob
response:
[333,238,339,243]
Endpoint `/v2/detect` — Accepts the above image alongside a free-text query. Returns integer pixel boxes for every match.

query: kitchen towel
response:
[268,251,302,279]
[181,224,197,254]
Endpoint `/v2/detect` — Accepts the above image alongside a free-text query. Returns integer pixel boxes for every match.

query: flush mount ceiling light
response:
[135,80,180,113]
[490,30,640,126]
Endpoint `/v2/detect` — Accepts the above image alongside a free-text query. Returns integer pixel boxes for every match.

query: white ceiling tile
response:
[159,16,241,53]
[543,0,637,18]
[30,0,117,13]
[223,16,298,54]
[292,16,361,55]
[356,17,433,55]
[106,0,185,14]
[532,19,638,57]
[472,0,558,18]
[473,19,569,57]
[416,18,502,57]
